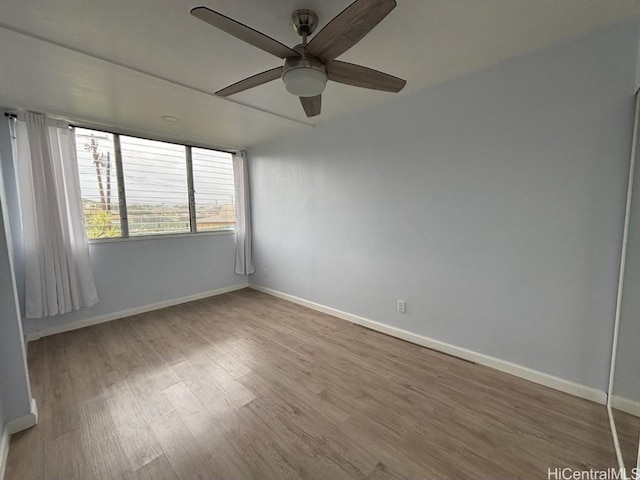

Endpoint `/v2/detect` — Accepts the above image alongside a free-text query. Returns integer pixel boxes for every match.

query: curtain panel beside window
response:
[13,113,98,318]
[233,150,255,275]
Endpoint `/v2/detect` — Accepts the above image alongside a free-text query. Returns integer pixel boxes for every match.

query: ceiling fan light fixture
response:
[282,58,327,97]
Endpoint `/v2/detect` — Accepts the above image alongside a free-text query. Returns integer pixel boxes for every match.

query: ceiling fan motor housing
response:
[291,9,318,37]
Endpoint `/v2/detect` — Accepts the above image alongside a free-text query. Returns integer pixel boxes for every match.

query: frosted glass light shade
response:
[282,67,327,97]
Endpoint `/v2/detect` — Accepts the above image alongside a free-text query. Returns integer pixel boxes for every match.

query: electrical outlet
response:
[397,300,406,313]
[264,268,269,278]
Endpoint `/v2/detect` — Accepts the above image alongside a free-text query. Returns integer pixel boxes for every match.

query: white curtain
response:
[14,112,98,318]
[233,150,255,275]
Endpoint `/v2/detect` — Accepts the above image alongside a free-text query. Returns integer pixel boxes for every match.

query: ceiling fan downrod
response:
[291,9,318,44]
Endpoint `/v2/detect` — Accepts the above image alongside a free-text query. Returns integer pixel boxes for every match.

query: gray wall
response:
[248,19,639,392]
[0,116,24,318]
[25,233,246,336]
[613,106,640,403]
[0,146,32,426]
[0,393,5,437]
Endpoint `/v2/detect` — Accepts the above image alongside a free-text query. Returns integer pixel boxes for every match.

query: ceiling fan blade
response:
[305,0,396,61]
[300,95,321,117]
[327,60,406,92]
[191,7,300,59]
[216,67,284,97]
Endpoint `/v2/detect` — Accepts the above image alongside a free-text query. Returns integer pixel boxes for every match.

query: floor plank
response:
[5,288,625,479]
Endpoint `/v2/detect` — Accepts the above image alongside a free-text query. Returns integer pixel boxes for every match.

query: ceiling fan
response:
[190,0,406,118]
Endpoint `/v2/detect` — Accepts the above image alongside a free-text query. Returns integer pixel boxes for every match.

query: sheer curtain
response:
[14,112,98,318]
[233,150,255,275]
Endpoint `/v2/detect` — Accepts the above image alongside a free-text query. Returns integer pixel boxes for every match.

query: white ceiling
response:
[0,1,638,149]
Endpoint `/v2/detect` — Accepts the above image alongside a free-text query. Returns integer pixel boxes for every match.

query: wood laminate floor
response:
[5,289,626,479]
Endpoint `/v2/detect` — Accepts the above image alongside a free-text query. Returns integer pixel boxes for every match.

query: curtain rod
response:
[4,112,239,155]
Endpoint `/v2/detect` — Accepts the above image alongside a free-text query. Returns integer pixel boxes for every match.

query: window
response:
[75,128,235,240]
[120,136,190,236]
[75,128,121,238]
[192,147,236,232]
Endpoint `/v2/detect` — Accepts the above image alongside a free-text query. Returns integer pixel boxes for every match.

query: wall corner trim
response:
[25,283,249,341]
[249,285,607,405]
[0,424,9,480]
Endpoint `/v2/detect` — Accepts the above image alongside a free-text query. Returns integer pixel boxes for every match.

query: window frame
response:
[73,125,237,243]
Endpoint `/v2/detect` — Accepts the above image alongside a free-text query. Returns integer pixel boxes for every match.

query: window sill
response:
[88,229,236,244]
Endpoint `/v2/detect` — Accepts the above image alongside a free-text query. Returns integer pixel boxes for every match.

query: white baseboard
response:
[250,284,607,405]
[7,398,38,435]
[26,283,248,341]
[0,399,37,480]
[611,394,640,418]
[0,424,9,480]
